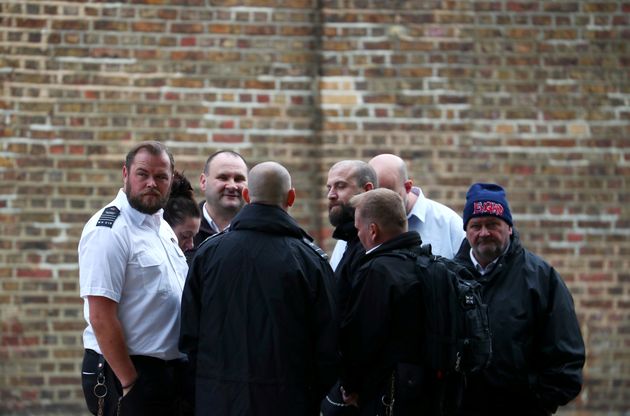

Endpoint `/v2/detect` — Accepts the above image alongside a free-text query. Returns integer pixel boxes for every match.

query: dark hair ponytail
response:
[164,171,201,227]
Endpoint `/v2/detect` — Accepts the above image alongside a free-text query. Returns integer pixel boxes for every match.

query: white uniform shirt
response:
[329,187,465,269]
[79,189,188,360]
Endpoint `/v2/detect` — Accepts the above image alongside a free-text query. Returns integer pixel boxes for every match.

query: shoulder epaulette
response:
[302,237,328,261]
[96,206,120,228]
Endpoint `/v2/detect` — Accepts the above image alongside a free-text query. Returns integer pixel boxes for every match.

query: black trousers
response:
[82,349,193,416]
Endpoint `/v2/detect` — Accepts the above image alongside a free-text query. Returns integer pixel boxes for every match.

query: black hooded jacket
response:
[180,203,338,416]
[453,230,585,415]
[340,231,426,415]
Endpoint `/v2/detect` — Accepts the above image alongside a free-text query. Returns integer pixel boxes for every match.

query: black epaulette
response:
[302,237,328,261]
[96,206,120,228]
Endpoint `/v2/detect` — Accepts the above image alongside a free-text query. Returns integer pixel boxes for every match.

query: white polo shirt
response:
[79,189,188,360]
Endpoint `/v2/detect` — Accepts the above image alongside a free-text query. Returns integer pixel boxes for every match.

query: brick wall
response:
[1,1,628,414]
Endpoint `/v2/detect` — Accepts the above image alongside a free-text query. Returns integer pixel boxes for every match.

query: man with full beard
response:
[325,160,378,315]
[79,141,190,416]
[322,160,377,416]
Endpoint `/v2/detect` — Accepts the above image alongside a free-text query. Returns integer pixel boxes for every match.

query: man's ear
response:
[364,182,375,192]
[243,187,251,203]
[369,222,379,243]
[286,188,296,207]
[404,179,413,193]
[199,173,207,192]
[122,165,129,187]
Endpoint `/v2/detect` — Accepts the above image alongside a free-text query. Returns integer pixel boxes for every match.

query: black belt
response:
[130,354,186,368]
[86,349,185,368]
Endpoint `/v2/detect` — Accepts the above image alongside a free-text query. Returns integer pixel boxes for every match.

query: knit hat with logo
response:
[463,183,513,230]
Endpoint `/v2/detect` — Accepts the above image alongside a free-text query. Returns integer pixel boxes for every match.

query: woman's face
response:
[173,216,201,251]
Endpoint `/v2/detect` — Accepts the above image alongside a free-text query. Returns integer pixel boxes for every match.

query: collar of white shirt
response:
[365,243,382,255]
[202,202,222,234]
[119,188,163,231]
[408,186,427,224]
[469,242,510,276]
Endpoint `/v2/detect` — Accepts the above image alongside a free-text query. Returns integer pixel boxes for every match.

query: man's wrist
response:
[121,375,138,389]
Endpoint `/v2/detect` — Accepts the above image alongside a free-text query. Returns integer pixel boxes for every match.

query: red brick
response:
[171,23,204,33]
[132,22,166,32]
[93,20,128,31]
[51,20,88,30]
[16,18,47,28]
[17,269,52,279]
[180,36,197,46]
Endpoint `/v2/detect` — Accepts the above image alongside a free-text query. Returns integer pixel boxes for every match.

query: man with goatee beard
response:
[79,141,190,416]
[453,183,584,416]
[322,160,377,416]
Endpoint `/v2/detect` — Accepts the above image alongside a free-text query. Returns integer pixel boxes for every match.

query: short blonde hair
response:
[350,188,406,234]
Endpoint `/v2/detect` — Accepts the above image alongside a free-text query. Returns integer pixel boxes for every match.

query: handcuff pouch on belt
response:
[94,355,108,416]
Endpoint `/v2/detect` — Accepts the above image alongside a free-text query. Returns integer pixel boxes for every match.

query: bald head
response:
[369,154,412,211]
[246,162,294,208]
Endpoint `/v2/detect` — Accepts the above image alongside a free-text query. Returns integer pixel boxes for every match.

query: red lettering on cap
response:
[473,201,504,216]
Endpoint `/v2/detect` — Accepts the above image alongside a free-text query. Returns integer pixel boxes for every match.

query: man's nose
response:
[327,188,336,199]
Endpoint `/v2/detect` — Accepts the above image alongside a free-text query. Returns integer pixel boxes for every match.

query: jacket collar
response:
[230,203,307,240]
[361,231,422,263]
[332,219,357,242]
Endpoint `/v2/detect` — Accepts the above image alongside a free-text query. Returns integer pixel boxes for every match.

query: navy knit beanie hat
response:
[463,183,513,230]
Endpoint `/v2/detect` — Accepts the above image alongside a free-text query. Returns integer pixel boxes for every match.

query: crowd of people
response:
[79,141,585,416]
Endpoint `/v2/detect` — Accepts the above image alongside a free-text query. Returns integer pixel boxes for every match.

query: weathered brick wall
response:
[1,1,628,414]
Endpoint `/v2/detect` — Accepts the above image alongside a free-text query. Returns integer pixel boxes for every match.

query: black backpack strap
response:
[388,244,429,259]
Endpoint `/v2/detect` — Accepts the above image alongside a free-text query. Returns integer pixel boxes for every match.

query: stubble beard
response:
[473,238,506,264]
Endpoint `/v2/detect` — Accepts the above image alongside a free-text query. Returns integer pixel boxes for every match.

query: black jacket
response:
[340,231,426,415]
[453,231,585,415]
[185,201,220,264]
[180,203,338,416]
[332,220,365,320]
[192,201,217,248]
